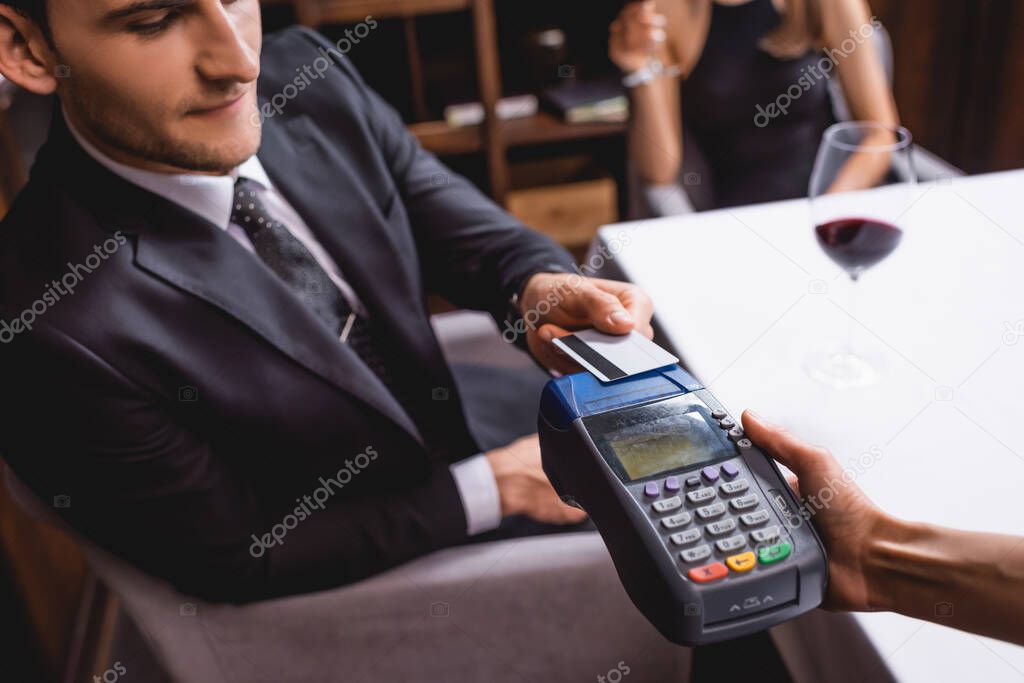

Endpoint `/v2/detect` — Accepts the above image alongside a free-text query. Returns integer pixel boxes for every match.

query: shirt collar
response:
[65,111,272,230]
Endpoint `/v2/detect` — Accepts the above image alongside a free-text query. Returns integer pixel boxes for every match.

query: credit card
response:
[553,329,679,383]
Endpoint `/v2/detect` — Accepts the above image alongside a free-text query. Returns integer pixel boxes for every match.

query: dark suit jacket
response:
[0,27,575,602]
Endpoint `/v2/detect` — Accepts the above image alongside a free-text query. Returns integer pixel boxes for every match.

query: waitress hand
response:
[609,0,669,73]
[741,410,885,612]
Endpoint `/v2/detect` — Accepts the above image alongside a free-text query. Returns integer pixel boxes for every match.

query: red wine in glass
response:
[806,122,915,388]
[814,217,903,277]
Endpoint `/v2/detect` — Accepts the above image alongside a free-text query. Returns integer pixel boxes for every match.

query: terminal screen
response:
[606,410,732,480]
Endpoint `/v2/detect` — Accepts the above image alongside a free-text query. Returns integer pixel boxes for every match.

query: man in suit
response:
[0,0,654,601]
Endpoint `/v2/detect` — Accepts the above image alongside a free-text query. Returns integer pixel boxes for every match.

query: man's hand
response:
[519,273,655,374]
[741,411,890,612]
[485,434,588,525]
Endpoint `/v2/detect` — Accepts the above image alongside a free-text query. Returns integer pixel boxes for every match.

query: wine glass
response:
[805,121,916,389]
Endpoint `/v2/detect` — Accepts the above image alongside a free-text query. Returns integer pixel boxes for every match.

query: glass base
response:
[804,343,883,389]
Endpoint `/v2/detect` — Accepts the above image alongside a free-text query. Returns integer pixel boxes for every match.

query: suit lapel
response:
[40,110,424,443]
[258,115,450,390]
[131,202,422,443]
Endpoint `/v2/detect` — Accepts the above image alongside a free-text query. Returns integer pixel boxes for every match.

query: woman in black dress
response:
[610,0,898,210]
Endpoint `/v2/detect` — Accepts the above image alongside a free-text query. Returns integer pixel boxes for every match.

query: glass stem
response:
[845,271,859,356]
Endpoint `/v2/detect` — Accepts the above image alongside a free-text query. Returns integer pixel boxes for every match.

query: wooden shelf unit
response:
[286,0,626,206]
[410,111,626,157]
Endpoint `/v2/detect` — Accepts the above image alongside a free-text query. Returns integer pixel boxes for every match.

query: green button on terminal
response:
[757,541,792,565]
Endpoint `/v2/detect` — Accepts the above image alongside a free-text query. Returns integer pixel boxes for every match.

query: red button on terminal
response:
[688,562,728,583]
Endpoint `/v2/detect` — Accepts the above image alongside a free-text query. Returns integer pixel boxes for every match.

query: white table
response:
[593,170,1024,682]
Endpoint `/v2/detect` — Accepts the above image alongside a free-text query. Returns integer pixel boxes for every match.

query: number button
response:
[730,494,759,511]
[715,535,746,553]
[740,509,771,527]
[660,511,692,529]
[751,526,781,544]
[652,496,683,513]
[670,528,702,546]
[696,502,726,519]
[720,479,749,495]
[688,562,728,583]
[686,487,716,504]
[705,518,737,536]
[679,544,712,563]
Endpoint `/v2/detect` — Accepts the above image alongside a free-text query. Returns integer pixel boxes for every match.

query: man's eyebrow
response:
[102,0,192,22]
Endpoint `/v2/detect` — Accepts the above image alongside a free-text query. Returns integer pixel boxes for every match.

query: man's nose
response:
[194,2,260,84]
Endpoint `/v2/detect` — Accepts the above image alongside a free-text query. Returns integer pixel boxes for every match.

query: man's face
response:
[50,0,263,174]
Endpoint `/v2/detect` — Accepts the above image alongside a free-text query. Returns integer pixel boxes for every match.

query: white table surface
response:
[594,170,1024,682]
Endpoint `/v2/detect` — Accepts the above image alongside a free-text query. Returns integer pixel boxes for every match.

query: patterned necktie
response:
[230,178,415,419]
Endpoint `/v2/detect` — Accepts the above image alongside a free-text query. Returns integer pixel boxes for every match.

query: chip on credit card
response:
[553,329,679,383]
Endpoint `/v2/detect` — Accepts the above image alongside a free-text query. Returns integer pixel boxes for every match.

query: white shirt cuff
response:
[449,454,502,535]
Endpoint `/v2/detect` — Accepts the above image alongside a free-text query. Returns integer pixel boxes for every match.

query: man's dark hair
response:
[1,0,51,42]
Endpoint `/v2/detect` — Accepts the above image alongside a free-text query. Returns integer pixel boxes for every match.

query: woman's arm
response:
[868,520,1024,644]
[742,411,1024,646]
[819,0,901,192]
[609,0,685,186]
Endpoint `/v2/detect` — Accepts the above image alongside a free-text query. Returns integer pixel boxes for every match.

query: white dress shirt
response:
[66,118,501,536]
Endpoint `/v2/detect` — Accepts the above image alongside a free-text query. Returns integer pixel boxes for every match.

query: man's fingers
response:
[586,279,654,336]
[560,506,589,524]
[528,324,584,375]
[579,284,635,333]
[536,322,569,344]
[614,285,654,336]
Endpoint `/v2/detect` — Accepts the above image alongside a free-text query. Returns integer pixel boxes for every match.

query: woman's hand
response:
[742,410,1024,646]
[609,0,669,73]
[741,410,888,612]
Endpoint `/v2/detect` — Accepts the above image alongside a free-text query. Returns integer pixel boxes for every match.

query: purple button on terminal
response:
[721,462,740,478]
[665,476,681,492]
[644,482,660,497]
[701,466,720,482]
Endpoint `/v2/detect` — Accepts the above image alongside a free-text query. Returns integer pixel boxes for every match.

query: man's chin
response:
[167,124,261,174]
[169,97,262,173]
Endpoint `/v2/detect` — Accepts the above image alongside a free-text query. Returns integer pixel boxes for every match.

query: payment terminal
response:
[538,365,828,645]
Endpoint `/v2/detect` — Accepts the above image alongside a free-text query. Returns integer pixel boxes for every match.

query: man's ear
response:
[0,6,59,95]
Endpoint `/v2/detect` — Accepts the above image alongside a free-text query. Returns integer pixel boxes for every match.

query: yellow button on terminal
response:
[726,551,756,572]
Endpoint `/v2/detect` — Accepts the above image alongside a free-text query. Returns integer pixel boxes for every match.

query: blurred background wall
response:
[871,0,1024,174]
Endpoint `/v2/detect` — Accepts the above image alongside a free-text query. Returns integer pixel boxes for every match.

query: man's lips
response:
[187,91,248,117]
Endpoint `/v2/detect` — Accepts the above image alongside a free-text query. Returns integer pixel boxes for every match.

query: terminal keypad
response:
[633,410,793,586]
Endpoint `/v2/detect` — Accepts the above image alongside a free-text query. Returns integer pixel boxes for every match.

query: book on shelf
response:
[541,80,629,124]
[443,94,539,128]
